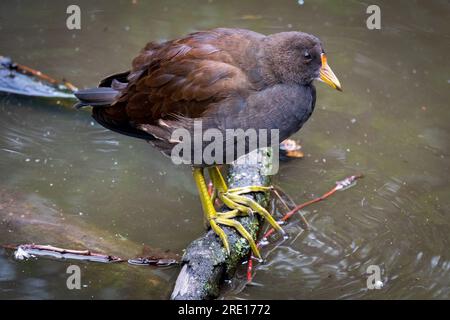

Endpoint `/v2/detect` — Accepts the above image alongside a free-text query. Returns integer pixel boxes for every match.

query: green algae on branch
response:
[171,149,273,300]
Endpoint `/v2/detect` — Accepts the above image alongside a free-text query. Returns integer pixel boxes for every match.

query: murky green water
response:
[0,0,449,299]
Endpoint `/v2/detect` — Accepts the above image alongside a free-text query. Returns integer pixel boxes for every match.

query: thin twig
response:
[2,243,180,266]
[247,174,363,281]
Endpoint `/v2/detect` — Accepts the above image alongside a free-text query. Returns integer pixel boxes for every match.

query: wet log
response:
[0,55,77,98]
[0,188,180,264]
[0,188,141,257]
[0,188,180,293]
[171,149,274,300]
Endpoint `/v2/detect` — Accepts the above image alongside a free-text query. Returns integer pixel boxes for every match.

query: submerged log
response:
[0,188,179,263]
[0,55,77,98]
[171,149,274,300]
[0,188,141,257]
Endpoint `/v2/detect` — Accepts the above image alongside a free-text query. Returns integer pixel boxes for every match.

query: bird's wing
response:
[100,29,266,126]
[78,29,269,141]
[136,84,316,161]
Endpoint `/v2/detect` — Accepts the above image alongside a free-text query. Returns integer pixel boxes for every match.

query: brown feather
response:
[88,28,323,165]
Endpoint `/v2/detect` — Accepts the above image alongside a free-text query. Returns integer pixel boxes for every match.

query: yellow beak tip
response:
[320,53,342,92]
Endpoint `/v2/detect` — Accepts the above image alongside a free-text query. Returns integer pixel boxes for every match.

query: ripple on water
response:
[227,171,450,299]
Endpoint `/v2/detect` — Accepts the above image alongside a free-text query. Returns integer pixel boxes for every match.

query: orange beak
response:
[319,53,342,91]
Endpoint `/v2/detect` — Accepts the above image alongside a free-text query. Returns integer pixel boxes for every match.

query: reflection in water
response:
[1,0,450,299]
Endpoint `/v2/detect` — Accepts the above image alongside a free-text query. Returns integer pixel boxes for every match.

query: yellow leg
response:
[208,166,228,193]
[193,167,230,254]
[227,186,273,194]
[216,210,240,219]
[208,167,285,235]
[218,191,253,215]
[215,217,260,257]
[226,192,285,234]
[193,167,263,259]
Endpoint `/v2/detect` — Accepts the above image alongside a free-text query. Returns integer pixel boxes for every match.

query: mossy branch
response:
[171,148,273,300]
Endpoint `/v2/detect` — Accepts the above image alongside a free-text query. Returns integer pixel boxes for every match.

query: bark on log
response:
[171,149,273,300]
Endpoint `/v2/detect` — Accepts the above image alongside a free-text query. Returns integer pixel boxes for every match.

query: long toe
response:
[215,217,261,259]
[225,192,284,234]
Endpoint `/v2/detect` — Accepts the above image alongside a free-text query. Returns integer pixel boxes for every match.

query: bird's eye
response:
[303,51,312,62]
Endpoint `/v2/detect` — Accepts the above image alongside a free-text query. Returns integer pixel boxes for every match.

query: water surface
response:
[0,0,449,299]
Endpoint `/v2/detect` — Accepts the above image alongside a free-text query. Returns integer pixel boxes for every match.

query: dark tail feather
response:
[73,87,119,109]
[92,107,155,140]
[74,75,154,141]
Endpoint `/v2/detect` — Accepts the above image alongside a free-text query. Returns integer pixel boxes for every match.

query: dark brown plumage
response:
[75,28,341,164]
[74,28,342,258]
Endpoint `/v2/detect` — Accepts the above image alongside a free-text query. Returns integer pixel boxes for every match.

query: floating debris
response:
[280,139,304,159]
[374,280,384,289]
[14,246,33,260]
[128,257,179,267]
[6,244,123,263]
[0,55,77,98]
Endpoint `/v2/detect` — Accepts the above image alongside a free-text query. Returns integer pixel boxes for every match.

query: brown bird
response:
[74,28,341,258]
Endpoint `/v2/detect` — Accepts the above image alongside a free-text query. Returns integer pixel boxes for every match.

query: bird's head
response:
[264,31,342,91]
